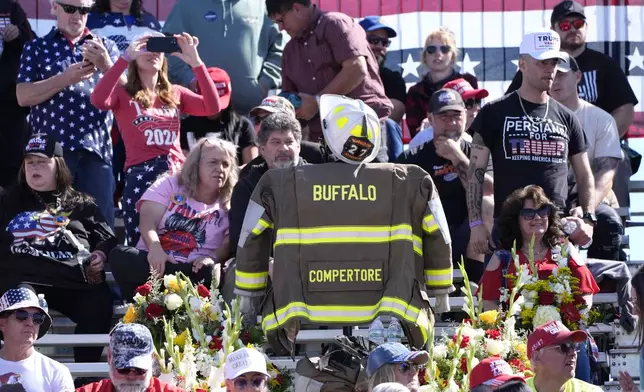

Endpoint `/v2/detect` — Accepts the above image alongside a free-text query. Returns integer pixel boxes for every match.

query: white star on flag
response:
[399,53,420,78]
[627,47,644,71]
[457,52,481,77]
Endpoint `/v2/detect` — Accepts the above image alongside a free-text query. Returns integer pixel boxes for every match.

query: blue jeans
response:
[64,150,115,229]
[385,118,403,161]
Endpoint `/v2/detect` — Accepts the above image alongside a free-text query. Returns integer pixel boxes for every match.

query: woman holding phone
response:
[91,33,221,246]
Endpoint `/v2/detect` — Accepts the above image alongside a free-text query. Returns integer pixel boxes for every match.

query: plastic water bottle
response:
[561,217,593,248]
[387,317,403,343]
[368,317,386,345]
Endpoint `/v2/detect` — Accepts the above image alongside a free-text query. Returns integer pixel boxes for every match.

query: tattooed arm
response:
[593,156,620,204]
[466,133,491,222]
[453,152,494,196]
[570,151,596,213]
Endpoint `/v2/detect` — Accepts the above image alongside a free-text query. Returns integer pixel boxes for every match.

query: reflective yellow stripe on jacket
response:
[235,270,269,290]
[274,225,423,256]
[422,213,439,234]
[261,297,429,343]
[251,219,273,235]
[424,267,453,288]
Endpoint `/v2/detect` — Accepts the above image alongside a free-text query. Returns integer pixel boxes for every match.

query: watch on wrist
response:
[582,212,597,225]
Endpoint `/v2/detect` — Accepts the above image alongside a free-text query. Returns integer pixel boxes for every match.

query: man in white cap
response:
[0,286,74,391]
[465,29,595,255]
[224,347,270,392]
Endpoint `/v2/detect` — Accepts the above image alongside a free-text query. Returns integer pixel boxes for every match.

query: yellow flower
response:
[123,305,137,323]
[479,310,498,325]
[513,342,527,359]
[174,330,188,347]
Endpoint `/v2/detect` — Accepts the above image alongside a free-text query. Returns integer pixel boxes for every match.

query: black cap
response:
[429,88,465,114]
[556,52,580,72]
[24,133,63,159]
[551,1,585,25]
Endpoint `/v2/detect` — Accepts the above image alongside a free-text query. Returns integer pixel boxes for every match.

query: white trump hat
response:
[224,347,270,380]
[519,29,567,62]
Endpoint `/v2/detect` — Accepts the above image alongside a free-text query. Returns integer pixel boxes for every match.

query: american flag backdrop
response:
[18,0,644,135]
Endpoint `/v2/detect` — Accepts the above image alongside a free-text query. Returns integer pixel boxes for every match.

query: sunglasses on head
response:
[56,2,92,15]
[367,36,391,48]
[558,19,585,32]
[545,342,577,354]
[399,362,423,374]
[426,45,451,55]
[464,99,481,110]
[12,309,46,325]
[520,205,552,220]
[233,376,268,389]
[116,367,147,376]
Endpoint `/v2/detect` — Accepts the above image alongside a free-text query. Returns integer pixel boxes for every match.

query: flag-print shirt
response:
[86,11,161,53]
[0,188,117,289]
[16,27,120,164]
[90,57,221,172]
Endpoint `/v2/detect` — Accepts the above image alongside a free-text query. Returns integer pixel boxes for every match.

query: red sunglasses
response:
[558,19,585,32]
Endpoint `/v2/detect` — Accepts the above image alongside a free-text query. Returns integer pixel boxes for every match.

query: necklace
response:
[516,90,550,124]
[32,191,69,228]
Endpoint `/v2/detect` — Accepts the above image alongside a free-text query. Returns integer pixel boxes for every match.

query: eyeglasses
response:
[425,45,451,55]
[558,19,585,32]
[520,205,551,220]
[399,362,423,374]
[367,36,391,48]
[273,8,292,25]
[464,99,481,110]
[12,309,46,325]
[56,2,92,15]
[544,342,577,354]
[116,367,148,376]
[233,376,268,389]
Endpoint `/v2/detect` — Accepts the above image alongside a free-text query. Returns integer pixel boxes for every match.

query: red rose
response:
[197,284,210,298]
[135,282,152,297]
[460,357,468,372]
[276,374,284,385]
[144,303,165,320]
[539,291,556,306]
[209,336,223,351]
[562,303,582,323]
[452,334,470,348]
[485,329,501,340]
[463,318,472,325]
[508,358,526,372]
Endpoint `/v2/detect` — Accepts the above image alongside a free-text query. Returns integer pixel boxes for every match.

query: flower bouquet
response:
[504,237,591,331]
[419,261,533,391]
[122,268,293,391]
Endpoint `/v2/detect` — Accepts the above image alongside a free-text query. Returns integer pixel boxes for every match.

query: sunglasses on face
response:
[464,99,481,110]
[233,376,268,389]
[425,45,451,55]
[558,19,585,32]
[367,36,391,48]
[56,2,92,15]
[545,342,577,354]
[252,115,268,126]
[116,367,147,376]
[399,362,423,374]
[520,205,552,220]
[12,309,46,325]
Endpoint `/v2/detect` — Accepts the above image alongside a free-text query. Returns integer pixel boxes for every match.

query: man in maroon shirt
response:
[76,324,185,392]
[267,0,393,159]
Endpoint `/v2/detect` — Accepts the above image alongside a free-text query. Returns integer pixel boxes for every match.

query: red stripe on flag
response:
[626,112,644,138]
[22,0,644,20]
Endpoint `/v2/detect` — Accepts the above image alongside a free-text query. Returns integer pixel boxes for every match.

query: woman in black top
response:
[405,27,479,137]
[0,135,117,363]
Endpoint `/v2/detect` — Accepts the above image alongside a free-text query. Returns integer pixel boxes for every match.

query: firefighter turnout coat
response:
[234,162,454,349]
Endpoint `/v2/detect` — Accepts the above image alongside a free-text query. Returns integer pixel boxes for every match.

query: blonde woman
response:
[91,32,221,246]
[109,138,236,301]
[405,27,479,136]
[366,343,428,392]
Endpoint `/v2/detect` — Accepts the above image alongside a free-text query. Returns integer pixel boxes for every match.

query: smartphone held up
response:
[146,36,182,54]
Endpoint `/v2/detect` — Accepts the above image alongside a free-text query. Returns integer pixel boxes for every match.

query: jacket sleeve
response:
[420,174,455,296]
[233,173,276,298]
[162,5,194,87]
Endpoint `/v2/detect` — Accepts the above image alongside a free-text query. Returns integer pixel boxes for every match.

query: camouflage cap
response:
[109,323,154,370]
[249,96,296,118]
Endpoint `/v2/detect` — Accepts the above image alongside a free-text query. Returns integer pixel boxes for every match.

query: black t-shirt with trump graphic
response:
[470,91,587,217]
[396,139,471,226]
